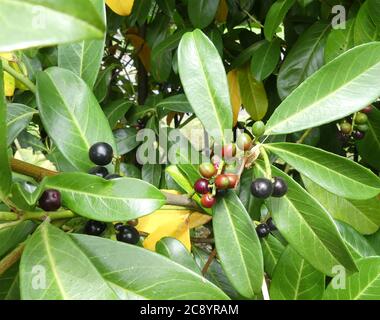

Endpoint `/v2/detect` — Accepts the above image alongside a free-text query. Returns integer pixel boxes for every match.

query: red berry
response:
[194,178,210,194]
[215,175,230,190]
[236,133,253,151]
[199,163,217,179]
[362,105,373,114]
[226,174,238,188]
[221,144,237,159]
[201,193,216,208]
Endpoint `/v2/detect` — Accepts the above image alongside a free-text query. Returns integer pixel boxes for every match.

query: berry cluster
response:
[88,142,119,180]
[338,106,372,143]
[256,217,276,238]
[251,177,288,199]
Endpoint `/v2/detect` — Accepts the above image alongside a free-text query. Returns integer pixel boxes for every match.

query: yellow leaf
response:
[126,33,151,72]
[3,70,15,97]
[106,0,134,16]
[227,69,241,126]
[189,212,212,229]
[215,0,228,23]
[10,61,28,91]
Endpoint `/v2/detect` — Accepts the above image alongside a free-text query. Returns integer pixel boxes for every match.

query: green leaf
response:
[303,175,380,234]
[6,103,37,146]
[0,0,105,52]
[261,233,285,277]
[237,66,268,121]
[323,257,380,300]
[156,237,201,274]
[250,39,281,81]
[36,67,116,171]
[58,0,106,89]
[213,191,264,298]
[187,0,220,29]
[142,164,162,188]
[277,22,330,100]
[238,168,263,220]
[266,143,380,200]
[335,220,377,260]
[156,0,176,16]
[366,229,380,255]
[266,42,380,135]
[71,233,230,300]
[130,0,153,26]
[368,0,380,26]
[42,173,166,222]
[270,246,325,300]
[0,63,12,201]
[0,262,20,300]
[178,29,233,144]
[93,64,115,103]
[324,19,355,63]
[20,222,118,300]
[255,161,357,276]
[357,108,380,170]
[103,100,134,129]
[156,94,193,115]
[264,0,296,41]
[0,221,35,258]
[354,2,380,46]
[114,127,139,155]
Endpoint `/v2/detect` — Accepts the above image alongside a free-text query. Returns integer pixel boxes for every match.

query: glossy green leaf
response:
[357,108,380,170]
[213,191,264,298]
[238,167,263,220]
[277,22,330,100]
[264,0,296,41]
[156,237,201,274]
[142,164,162,188]
[6,104,37,146]
[0,0,105,52]
[114,127,139,155]
[42,173,166,222]
[71,233,229,300]
[36,67,116,171]
[266,143,380,200]
[0,262,20,300]
[103,100,133,129]
[354,2,380,46]
[156,94,193,115]
[238,66,268,120]
[0,63,12,201]
[187,0,220,29]
[250,39,281,81]
[93,64,115,103]
[58,0,105,88]
[366,229,380,255]
[303,175,380,234]
[261,234,285,277]
[255,161,357,276]
[0,221,35,258]
[324,19,355,63]
[323,257,380,300]
[270,246,325,300]
[130,0,153,26]
[368,0,380,26]
[156,0,176,16]
[266,42,380,135]
[335,220,377,260]
[178,29,233,144]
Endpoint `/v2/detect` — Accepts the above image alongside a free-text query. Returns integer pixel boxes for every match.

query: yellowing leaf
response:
[106,0,134,16]
[189,212,212,229]
[1,52,15,96]
[10,61,28,90]
[126,33,151,72]
[227,69,241,126]
[216,0,228,23]
[15,147,57,171]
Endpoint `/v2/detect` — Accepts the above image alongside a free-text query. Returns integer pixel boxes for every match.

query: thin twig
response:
[202,248,217,276]
[0,243,25,276]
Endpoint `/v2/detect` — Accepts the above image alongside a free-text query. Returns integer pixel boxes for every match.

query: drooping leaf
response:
[178,29,233,144]
[270,246,325,300]
[254,161,357,276]
[250,39,281,81]
[266,143,380,200]
[323,257,380,300]
[213,191,264,298]
[42,173,166,222]
[303,175,380,234]
[264,0,296,41]
[0,0,105,51]
[36,67,116,171]
[266,42,380,135]
[187,0,220,29]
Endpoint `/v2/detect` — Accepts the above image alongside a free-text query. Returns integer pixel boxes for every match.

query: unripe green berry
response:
[357,124,369,132]
[340,122,352,134]
[356,112,368,124]
[252,121,266,137]
[236,133,253,151]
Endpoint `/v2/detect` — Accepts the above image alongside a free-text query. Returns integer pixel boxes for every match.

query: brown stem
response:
[137,24,149,105]
[0,243,25,276]
[202,248,217,276]
[190,237,215,244]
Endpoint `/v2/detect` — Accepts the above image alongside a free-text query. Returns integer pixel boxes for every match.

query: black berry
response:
[116,225,140,244]
[266,217,277,231]
[272,177,288,198]
[84,220,106,236]
[353,131,365,140]
[88,166,109,178]
[256,223,270,238]
[105,174,122,180]
[39,189,61,211]
[114,222,124,231]
[89,142,113,166]
[251,178,273,199]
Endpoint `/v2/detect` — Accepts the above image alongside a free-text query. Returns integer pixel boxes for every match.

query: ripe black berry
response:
[39,189,61,211]
[256,223,270,238]
[105,174,122,180]
[116,225,140,244]
[89,142,113,166]
[84,220,107,236]
[114,222,124,231]
[251,178,273,199]
[88,166,109,178]
[266,217,277,231]
[272,177,288,198]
